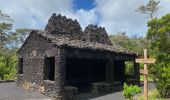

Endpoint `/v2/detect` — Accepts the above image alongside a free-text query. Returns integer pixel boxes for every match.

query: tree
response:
[136,0,161,19]
[147,14,170,98]
[0,10,13,22]
[0,10,17,80]
[109,32,130,48]
[9,28,31,48]
[0,10,13,48]
[0,49,17,80]
[147,14,170,53]
[109,32,150,54]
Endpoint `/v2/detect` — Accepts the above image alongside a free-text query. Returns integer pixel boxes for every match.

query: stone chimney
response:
[44,13,82,40]
[83,24,112,45]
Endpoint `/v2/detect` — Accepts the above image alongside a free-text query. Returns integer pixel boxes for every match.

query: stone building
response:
[17,14,140,100]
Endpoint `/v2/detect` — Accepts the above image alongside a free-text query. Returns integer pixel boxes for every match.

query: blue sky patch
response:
[73,0,95,10]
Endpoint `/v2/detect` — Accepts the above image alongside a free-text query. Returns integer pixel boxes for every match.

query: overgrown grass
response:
[136,89,170,100]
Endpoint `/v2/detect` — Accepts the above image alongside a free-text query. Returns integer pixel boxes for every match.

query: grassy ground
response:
[135,89,170,100]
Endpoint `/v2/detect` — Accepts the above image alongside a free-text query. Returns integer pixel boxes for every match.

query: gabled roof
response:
[35,31,137,55]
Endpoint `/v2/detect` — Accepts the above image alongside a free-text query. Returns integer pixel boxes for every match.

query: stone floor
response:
[0,82,155,100]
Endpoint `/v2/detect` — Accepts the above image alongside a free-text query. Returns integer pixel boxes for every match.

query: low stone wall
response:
[43,80,55,97]
[91,81,122,94]
[64,86,78,100]
[43,80,78,100]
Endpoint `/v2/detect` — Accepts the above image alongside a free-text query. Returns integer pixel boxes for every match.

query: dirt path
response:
[0,82,52,100]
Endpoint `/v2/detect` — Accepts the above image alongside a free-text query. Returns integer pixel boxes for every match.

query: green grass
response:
[135,89,170,100]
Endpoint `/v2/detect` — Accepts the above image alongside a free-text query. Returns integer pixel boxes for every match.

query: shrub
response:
[147,14,170,98]
[123,83,141,100]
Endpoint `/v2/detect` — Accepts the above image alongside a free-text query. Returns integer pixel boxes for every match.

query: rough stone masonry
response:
[17,13,140,100]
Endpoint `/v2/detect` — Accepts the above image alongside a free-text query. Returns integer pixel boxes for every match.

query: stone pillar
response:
[106,58,114,82]
[134,62,140,85]
[54,48,66,100]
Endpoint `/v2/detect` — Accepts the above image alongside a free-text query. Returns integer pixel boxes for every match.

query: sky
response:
[0,0,170,37]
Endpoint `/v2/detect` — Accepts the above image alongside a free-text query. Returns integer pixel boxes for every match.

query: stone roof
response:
[36,31,136,55]
[18,13,137,55]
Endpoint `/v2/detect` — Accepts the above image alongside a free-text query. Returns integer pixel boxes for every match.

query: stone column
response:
[134,62,140,85]
[54,48,66,100]
[106,58,114,82]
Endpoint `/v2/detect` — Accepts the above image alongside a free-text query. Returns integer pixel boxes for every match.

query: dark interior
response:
[65,57,107,92]
[44,57,55,81]
[114,60,125,84]
[18,58,23,74]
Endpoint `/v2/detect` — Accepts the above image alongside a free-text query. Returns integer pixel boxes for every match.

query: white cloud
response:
[0,0,98,31]
[0,0,170,36]
[94,0,170,36]
[159,0,170,17]
[0,0,74,29]
[75,9,98,30]
[94,0,148,36]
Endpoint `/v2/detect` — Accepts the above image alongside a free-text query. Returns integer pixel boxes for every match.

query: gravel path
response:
[77,91,125,100]
[0,82,52,100]
[77,82,156,100]
[0,82,155,100]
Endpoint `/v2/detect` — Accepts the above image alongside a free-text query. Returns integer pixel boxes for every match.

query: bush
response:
[123,83,141,100]
[0,49,17,80]
[149,51,170,98]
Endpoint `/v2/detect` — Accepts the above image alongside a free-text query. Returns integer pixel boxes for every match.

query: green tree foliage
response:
[136,0,161,19]
[147,14,170,98]
[0,10,18,80]
[109,32,150,55]
[148,14,170,53]
[125,62,134,76]
[0,10,13,48]
[0,10,31,80]
[0,49,17,80]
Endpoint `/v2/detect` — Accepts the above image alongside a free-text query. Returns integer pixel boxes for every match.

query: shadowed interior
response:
[44,57,55,81]
[65,57,107,92]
